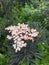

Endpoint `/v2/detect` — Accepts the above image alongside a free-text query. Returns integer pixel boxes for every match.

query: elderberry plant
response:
[4,23,42,65]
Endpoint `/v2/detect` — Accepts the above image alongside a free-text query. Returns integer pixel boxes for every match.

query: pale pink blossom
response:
[14,40,17,43]
[31,29,36,33]
[5,23,39,53]
[13,44,16,49]
[7,35,12,40]
[31,32,39,37]
[17,47,21,51]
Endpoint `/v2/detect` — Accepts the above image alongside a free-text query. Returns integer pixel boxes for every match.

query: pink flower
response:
[31,32,39,37]
[31,29,36,33]
[5,23,39,53]
[13,44,16,49]
[7,35,12,40]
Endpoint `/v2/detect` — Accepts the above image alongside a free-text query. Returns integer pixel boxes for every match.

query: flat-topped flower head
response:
[5,23,39,53]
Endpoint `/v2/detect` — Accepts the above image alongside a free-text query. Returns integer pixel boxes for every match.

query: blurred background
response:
[0,0,49,65]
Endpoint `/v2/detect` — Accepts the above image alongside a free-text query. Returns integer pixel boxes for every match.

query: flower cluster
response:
[5,23,39,53]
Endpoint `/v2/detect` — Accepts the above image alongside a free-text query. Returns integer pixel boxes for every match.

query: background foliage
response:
[0,0,49,65]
